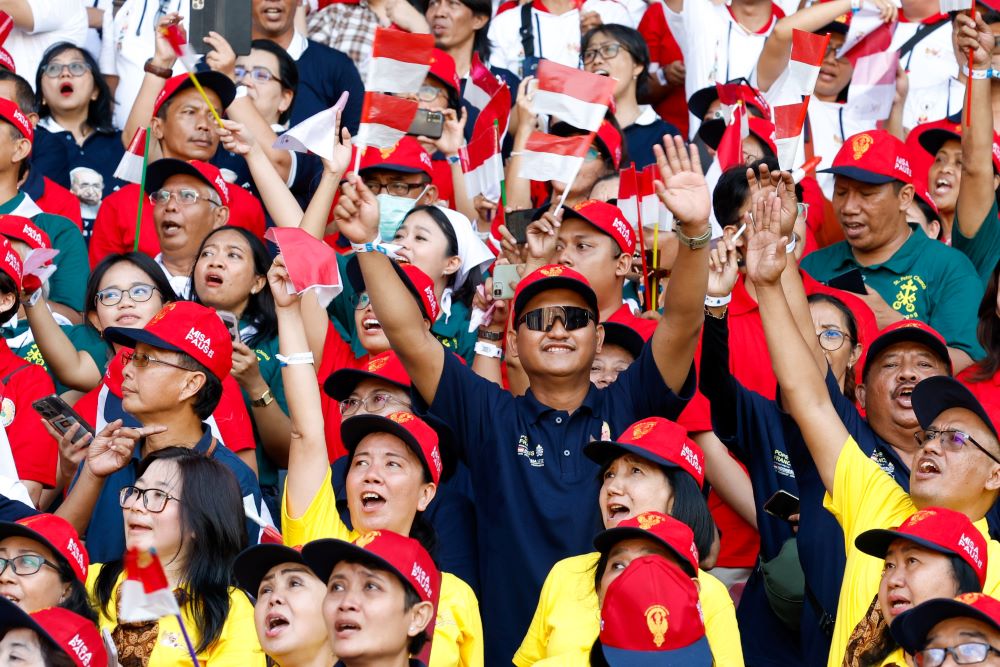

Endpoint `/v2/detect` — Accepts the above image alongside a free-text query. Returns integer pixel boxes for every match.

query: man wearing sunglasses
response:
[893,593,1000,667]
[337,135,710,663]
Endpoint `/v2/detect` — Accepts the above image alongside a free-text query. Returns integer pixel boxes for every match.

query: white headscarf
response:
[435,206,495,322]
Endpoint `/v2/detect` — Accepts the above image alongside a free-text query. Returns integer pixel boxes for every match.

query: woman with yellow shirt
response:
[514,416,743,666]
[88,447,265,667]
[268,257,483,667]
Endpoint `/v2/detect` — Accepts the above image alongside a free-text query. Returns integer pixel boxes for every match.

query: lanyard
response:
[837,106,845,145]
[725,22,732,82]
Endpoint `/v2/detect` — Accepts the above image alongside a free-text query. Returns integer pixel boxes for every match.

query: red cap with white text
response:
[563,199,636,255]
[0,600,107,667]
[0,98,32,143]
[594,511,700,576]
[0,514,89,583]
[892,593,1000,654]
[585,417,705,487]
[512,264,598,323]
[0,215,49,250]
[820,130,914,185]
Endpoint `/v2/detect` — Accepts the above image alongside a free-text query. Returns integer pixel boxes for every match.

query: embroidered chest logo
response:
[516,434,545,468]
[891,275,927,317]
[644,604,669,647]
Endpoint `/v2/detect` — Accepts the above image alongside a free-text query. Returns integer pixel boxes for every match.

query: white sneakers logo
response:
[184,327,215,358]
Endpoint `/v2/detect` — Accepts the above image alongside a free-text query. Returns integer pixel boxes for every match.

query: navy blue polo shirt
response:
[32,122,125,197]
[289,39,364,134]
[623,108,680,169]
[74,425,263,563]
[413,341,694,664]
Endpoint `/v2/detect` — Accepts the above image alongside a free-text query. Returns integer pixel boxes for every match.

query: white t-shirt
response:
[5,0,87,91]
[891,18,959,130]
[488,0,635,75]
[801,98,877,200]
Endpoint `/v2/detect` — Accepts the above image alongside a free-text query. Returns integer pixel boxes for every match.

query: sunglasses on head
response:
[517,306,596,332]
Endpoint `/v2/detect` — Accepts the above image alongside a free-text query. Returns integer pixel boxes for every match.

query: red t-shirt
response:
[607,303,658,340]
[0,342,57,486]
[317,324,370,462]
[637,3,689,136]
[959,366,1000,427]
[88,184,266,268]
[37,178,83,231]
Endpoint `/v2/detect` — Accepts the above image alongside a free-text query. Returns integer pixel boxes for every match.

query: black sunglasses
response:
[517,306,596,332]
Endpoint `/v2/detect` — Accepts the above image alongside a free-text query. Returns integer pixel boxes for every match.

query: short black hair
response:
[172,351,223,419]
[36,43,115,132]
[0,272,20,323]
[582,25,651,101]
[0,70,37,114]
[713,156,782,227]
[249,39,299,125]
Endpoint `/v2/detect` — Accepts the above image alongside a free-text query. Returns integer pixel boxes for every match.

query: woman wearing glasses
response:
[90,447,264,667]
[32,42,123,198]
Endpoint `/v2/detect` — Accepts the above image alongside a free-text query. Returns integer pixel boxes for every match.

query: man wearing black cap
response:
[892,593,1000,666]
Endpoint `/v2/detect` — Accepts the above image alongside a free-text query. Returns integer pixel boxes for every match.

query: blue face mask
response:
[377,187,428,242]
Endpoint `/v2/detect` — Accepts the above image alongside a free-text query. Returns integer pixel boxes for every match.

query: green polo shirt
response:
[239,326,288,489]
[952,200,1000,287]
[801,227,985,359]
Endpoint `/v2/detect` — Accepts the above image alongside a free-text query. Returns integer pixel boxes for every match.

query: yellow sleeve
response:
[698,570,744,667]
[86,565,118,631]
[203,589,266,667]
[514,564,560,667]
[281,465,356,545]
[430,574,484,667]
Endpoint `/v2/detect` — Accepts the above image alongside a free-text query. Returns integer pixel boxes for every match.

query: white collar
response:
[287,32,309,60]
[633,105,659,126]
[154,254,193,300]
[440,286,454,322]
[38,117,66,133]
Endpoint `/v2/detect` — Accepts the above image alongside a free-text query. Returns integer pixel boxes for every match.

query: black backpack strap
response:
[520,2,535,61]
[897,17,949,59]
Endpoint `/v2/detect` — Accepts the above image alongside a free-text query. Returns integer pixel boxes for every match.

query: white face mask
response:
[377,186,429,242]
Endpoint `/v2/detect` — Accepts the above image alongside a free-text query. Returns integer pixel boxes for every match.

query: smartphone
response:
[504,207,541,244]
[763,490,800,522]
[408,109,444,139]
[521,56,540,78]
[32,396,95,444]
[217,310,240,342]
[827,268,867,295]
[492,264,520,300]
[189,0,253,56]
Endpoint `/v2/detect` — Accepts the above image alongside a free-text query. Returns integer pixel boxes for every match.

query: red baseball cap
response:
[892,593,1000,654]
[104,301,234,380]
[427,48,460,99]
[585,417,705,487]
[861,319,952,378]
[856,507,988,586]
[595,119,623,170]
[144,158,231,206]
[345,257,440,322]
[0,236,21,290]
[0,215,49,250]
[0,600,107,667]
[0,98,32,143]
[233,543,308,595]
[918,121,1000,174]
[512,264,599,323]
[341,411,448,484]
[324,350,411,401]
[594,511,700,576]
[302,530,441,605]
[688,79,770,121]
[359,137,434,178]
[598,556,711,666]
[0,47,15,74]
[152,72,237,117]
[821,130,914,185]
[910,164,940,219]
[0,514,89,583]
[563,199,636,255]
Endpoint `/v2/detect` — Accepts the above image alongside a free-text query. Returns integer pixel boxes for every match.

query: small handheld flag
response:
[160,23,225,130]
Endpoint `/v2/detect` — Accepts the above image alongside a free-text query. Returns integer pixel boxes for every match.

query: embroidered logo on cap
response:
[636,513,664,530]
[612,217,632,245]
[630,420,656,439]
[894,156,912,178]
[644,604,669,647]
[355,531,379,548]
[852,134,874,160]
[958,533,984,569]
[148,302,178,326]
[680,442,703,477]
[184,327,214,358]
[213,175,229,201]
[903,509,935,527]
[368,356,390,372]
[20,224,42,247]
[540,266,565,277]
[64,536,85,573]
[958,592,986,604]
[430,445,442,476]
[423,286,437,315]
[389,412,415,424]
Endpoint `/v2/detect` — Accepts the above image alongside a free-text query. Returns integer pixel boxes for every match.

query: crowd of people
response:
[0,0,997,665]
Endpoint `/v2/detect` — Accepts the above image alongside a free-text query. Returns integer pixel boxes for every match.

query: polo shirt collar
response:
[873,227,922,274]
[729,274,759,316]
[287,32,309,60]
[521,385,600,423]
[135,424,215,461]
[155,254,193,300]
[633,105,659,127]
[1,186,43,217]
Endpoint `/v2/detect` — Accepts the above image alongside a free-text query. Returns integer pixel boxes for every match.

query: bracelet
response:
[24,289,42,308]
[705,305,728,319]
[474,341,503,359]
[705,294,732,307]
[446,154,461,165]
[143,58,173,79]
[785,233,798,255]
[477,327,504,341]
[962,65,991,79]
[675,226,712,250]
[351,239,389,255]
[276,352,315,367]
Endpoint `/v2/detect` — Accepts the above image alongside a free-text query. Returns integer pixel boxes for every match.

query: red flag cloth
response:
[717,104,748,172]
[114,127,148,184]
[472,83,512,144]
[533,60,615,132]
[618,165,640,228]
[356,92,419,148]
[264,227,343,307]
[0,12,12,44]
[465,54,506,111]
[518,131,594,182]
[772,101,809,169]
[841,23,894,66]
[119,548,181,622]
[162,23,197,70]
[367,28,435,92]
[791,29,829,67]
[461,127,503,201]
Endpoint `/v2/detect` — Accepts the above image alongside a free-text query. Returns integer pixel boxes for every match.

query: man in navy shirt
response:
[336,136,711,664]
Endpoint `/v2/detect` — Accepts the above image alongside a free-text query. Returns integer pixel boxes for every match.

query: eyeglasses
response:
[119,485,180,513]
[817,329,852,352]
[517,306,596,332]
[413,85,447,103]
[122,350,191,373]
[149,188,220,208]
[914,429,1000,466]
[0,555,59,577]
[340,392,411,416]
[42,61,90,78]
[363,181,427,197]
[234,65,284,86]
[96,284,159,307]
[351,292,371,311]
[582,42,622,64]
[914,642,1000,666]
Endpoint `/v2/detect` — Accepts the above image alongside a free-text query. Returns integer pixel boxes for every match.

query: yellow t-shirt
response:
[823,436,1000,666]
[86,566,265,667]
[282,467,485,667]
[512,552,743,667]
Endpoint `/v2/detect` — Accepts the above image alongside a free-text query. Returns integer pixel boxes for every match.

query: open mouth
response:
[265,614,289,636]
[263,7,284,19]
[59,82,74,97]
[888,596,912,616]
[204,272,224,287]
[361,318,382,333]
[360,491,386,510]
[934,178,953,196]
[1,593,19,604]
[892,384,915,406]
[916,458,941,475]
[335,621,361,635]
[593,69,610,76]
[542,343,574,354]
[607,503,630,521]
[160,220,183,236]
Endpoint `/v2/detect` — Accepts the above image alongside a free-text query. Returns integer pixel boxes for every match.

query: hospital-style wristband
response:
[962,65,992,80]
[705,294,732,308]
[785,233,798,255]
[474,341,503,359]
[351,239,389,255]
[276,352,315,367]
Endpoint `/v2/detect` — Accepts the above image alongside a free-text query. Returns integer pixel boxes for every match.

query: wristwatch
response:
[477,327,504,341]
[143,58,173,79]
[675,225,712,250]
[252,389,274,408]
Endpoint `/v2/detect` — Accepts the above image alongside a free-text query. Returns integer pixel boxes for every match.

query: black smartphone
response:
[521,56,540,78]
[189,0,253,56]
[504,207,541,244]
[827,268,867,295]
[32,396,95,444]
[408,109,444,139]
[763,490,800,522]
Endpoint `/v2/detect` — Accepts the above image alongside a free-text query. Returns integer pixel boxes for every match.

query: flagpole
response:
[495,120,506,207]
[553,159,583,217]
[183,72,226,130]
[134,126,152,252]
[174,614,202,667]
[631,164,651,311]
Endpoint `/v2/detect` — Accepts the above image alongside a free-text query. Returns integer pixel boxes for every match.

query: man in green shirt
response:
[801,129,984,371]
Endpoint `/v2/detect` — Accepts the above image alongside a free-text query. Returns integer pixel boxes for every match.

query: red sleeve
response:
[89,191,128,268]
[89,187,162,266]
[71,387,98,426]
[214,375,256,453]
[431,160,454,209]
[226,187,266,242]
[638,4,689,135]
[709,488,760,568]
[319,324,366,462]
[38,178,83,230]
[798,176,827,258]
[5,366,58,487]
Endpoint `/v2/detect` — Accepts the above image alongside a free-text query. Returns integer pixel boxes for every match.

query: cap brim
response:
[600,636,713,666]
[233,544,308,595]
[323,366,408,401]
[103,326,184,355]
[696,118,725,151]
[512,276,599,323]
[817,166,896,185]
[359,163,426,175]
[593,526,696,576]
[600,322,645,360]
[912,376,999,438]
[892,597,1000,654]
[345,257,432,321]
[341,413,454,483]
[918,128,962,158]
[0,521,73,577]
[854,527,958,562]
[687,87,719,121]
[301,538,407,591]
[144,159,216,197]
[863,329,952,377]
[0,598,59,651]
[171,70,237,111]
[584,440,680,473]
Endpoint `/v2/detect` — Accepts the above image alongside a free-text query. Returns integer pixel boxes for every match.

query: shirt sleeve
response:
[7,365,57,486]
[602,341,695,426]
[203,589,266,667]
[513,566,559,667]
[281,466,355,546]
[699,570,746,666]
[924,249,986,359]
[22,0,77,34]
[88,196,126,268]
[439,573,485,667]
[951,200,1000,288]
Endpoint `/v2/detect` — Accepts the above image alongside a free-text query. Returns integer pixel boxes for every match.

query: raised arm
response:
[24,297,102,391]
[650,135,710,394]
[747,193,848,493]
[504,78,538,212]
[123,13,180,150]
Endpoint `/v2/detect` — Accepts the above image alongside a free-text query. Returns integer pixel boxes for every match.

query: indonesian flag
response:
[119,549,180,622]
[0,12,12,44]
[532,60,615,132]
[640,164,672,232]
[162,23,198,71]
[355,92,419,149]
[114,127,148,184]
[273,92,349,161]
[264,227,343,307]
[847,49,899,122]
[716,82,770,124]
[461,127,503,201]
[772,101,809,170]
[366,28,435,93]
[618,165,641,229]
[767,30,830,105]
[517,131,593,183]
[472,83,512,145]
[464,54,506,112]
[838,20,894,65]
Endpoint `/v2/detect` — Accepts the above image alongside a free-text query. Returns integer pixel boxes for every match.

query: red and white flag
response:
[366,28,435,93]
[264,227,343,307]
[716,103,749,172]
[0,12,12,44]
[847,49,899,122]
[767,30,829,106]
[531,60,615,132]
[772,101,809,170]
[162,23,198,71]
[355,92,419,149]
[640,164,672,232]
[517,131,593,183]
[114,127,148,184]
[618,165,641,228]
[471,83,512,145]
[119,549,180,622]
[838,20,894,65]
[461,127,503,201]
[464,54,506,112]
[273,92,349,161]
